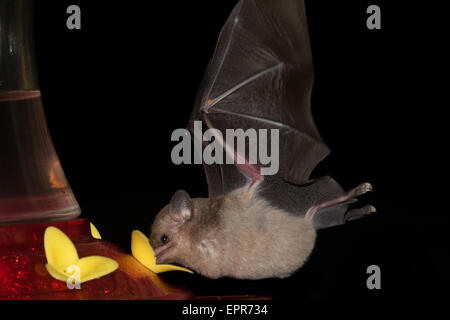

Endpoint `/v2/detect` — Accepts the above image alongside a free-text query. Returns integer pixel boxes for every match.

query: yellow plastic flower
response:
[44,226,118,283]
[131,230,193,274]
[90,222,102,239]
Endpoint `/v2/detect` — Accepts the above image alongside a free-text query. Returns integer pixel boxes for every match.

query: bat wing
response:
[189,0,330,199]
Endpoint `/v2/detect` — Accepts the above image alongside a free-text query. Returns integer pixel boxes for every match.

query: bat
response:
[149,0,375,279]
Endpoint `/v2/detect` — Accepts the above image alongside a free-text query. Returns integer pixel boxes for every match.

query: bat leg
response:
[305,182,373,221]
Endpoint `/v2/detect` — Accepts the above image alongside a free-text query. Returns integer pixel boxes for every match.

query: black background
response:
[31,0,449,299]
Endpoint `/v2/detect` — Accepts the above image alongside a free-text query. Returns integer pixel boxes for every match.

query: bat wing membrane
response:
[189,0,330,198]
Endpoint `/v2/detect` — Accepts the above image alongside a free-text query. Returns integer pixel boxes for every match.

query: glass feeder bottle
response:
[0,0,80,224]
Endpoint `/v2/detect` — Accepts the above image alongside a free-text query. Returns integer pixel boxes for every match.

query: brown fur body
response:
[150,187,316,279]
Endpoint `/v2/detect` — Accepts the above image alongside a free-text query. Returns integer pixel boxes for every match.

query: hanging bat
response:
[149,0,375,279]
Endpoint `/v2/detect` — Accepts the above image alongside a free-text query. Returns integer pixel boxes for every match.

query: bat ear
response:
[169,190,193,224]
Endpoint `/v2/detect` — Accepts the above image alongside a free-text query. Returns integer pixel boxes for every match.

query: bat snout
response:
[154,242,175,264]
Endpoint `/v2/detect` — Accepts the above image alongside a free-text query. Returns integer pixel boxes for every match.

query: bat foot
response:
[345,205,376,221]
[350,182,373,197]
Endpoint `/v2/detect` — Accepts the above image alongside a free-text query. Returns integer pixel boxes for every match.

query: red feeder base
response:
[0,218,193,299]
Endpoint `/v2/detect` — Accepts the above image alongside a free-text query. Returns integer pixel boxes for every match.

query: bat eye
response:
[161,234,169,244]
